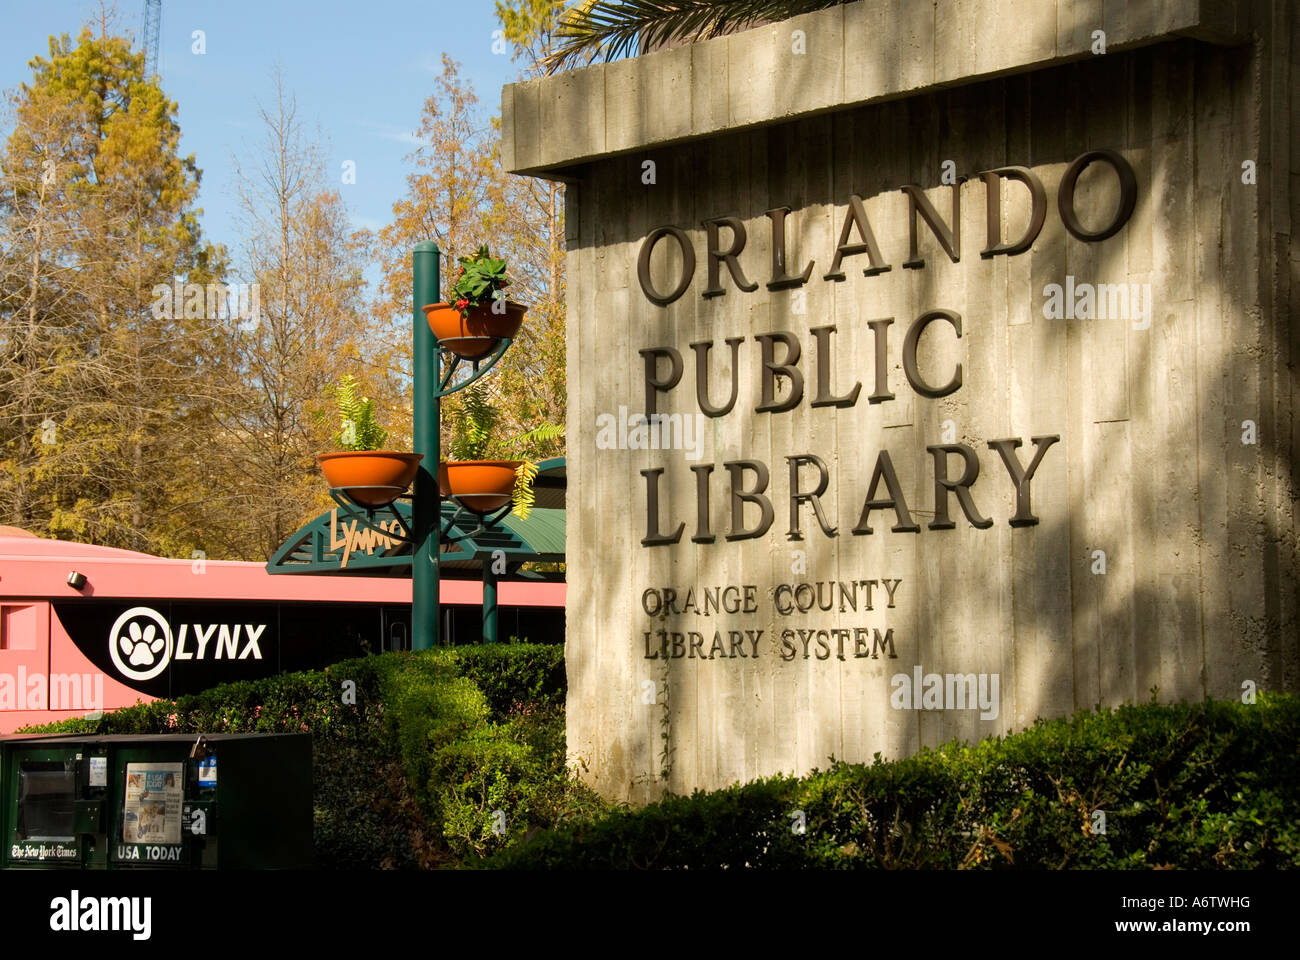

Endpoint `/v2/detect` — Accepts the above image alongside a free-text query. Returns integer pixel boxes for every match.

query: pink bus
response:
[0,528,564,733]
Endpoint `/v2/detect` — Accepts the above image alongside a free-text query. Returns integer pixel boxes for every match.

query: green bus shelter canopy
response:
[266,458,565,577]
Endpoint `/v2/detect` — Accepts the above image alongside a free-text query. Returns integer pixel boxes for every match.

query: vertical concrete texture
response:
[507,0,1297,802]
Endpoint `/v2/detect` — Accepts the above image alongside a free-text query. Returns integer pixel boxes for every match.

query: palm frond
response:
[542,0,846,74]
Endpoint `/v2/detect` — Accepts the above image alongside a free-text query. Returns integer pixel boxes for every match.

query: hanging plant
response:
[332,374,387,451]
[450,245,510,317]
[423,245,528,359]
[441,385,562,519]
[316,375,421,508]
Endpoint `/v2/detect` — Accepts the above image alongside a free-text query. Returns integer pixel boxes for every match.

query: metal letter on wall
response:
[978,166,1047,257]
[638,225,696,305]
[1057,149,1138,242]
[902,309,963,399]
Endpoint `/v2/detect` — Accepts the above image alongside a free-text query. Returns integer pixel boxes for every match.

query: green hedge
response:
[28,648,1292,870]
[19,643,606,868]
[448,642,567,718]
[489,695,1300,869]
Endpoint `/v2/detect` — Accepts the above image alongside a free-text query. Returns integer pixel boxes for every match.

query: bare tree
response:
[196,68,373,559]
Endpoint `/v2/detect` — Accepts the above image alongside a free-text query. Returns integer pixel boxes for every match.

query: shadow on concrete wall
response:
[565,38,1296,803]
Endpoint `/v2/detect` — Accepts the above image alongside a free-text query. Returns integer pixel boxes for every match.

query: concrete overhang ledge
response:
[502,0,1245,179]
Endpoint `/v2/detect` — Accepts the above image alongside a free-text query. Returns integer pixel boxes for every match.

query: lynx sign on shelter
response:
[503,0,1298,802]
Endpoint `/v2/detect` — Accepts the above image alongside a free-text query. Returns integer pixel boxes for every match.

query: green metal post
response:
[482,562,498,643]
[412,243,440,650]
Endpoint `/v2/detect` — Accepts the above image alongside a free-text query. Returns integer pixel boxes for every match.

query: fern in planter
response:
[448,384,497,461]
[316,376,419,508]
[334,375,387,451]
[448,385,563,519]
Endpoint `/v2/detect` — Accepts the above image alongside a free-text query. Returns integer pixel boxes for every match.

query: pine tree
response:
[0,25,221,553]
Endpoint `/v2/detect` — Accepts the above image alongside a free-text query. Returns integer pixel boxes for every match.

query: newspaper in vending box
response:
[123,762,183,845]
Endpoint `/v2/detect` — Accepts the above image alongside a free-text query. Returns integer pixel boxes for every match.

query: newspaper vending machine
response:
[0,732,312,869]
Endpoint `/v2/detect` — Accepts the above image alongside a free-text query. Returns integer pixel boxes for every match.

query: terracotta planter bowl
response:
[317,451,423,507]
[438,460,522,513]
[423,301,527,359]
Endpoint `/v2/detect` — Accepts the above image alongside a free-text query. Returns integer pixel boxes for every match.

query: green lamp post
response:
[410,242,519,651]
[411,242,440,652]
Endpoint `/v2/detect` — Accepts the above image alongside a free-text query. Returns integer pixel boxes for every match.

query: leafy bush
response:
[489,695,1300,870]
[32,644,1287,871]
[446,641,566,717]
[17,643,599,869]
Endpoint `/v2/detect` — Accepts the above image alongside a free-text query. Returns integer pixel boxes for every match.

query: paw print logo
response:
[108,607,172,681]
[122,620,165,666]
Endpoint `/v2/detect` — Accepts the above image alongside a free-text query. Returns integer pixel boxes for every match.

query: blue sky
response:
[1,0,530,263]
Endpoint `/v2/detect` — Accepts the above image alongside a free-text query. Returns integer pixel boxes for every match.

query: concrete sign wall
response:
[504,0,1297,803]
